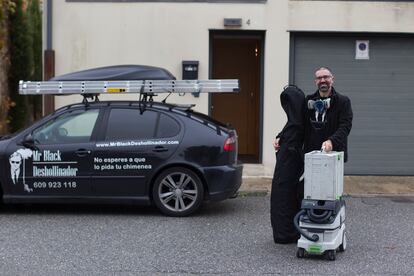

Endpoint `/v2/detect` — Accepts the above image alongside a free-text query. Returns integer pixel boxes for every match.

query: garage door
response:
[291,33,414,175]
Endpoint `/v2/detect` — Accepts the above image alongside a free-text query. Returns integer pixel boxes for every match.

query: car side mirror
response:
[20,134,38,150]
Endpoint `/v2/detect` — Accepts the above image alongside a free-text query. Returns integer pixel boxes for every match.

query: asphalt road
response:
[0,196,413,275]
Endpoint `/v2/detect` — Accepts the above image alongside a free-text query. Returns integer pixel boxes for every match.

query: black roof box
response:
[51,65,176,81]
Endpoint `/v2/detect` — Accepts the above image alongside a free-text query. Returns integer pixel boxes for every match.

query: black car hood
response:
[51,65,176,81]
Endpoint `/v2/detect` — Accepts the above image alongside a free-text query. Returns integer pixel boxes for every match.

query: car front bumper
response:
[203,162,243,201]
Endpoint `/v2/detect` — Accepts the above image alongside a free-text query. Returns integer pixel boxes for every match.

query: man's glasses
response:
[315,75,332,81]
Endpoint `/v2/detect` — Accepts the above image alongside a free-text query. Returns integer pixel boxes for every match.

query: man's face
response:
[315,69,334,93]
[10,155,22,171]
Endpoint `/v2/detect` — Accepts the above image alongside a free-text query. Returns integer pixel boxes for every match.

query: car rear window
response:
[105,109,158,140]
[156,113,180,138]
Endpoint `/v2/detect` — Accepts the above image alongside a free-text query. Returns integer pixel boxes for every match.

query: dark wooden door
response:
[211,36,261,163]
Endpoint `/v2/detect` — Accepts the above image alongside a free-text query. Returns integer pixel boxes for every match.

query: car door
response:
[92,107,182,197]
[4,108,101,197]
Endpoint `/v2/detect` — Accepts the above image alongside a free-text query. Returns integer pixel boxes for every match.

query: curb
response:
[239,176,414,197]
[237,190,268,197]
[237,190,414,197]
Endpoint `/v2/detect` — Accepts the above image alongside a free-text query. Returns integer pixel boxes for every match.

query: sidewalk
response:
[239,176,414,196]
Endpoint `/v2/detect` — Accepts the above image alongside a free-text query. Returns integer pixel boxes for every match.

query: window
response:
[105,109,158,140]
[33,109,99,144]
[156,113,180,138]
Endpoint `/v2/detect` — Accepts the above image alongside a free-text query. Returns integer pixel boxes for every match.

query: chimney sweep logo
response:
[9,149,33,193]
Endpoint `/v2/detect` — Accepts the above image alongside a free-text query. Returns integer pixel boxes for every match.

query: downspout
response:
[46,0,52,50]
[43,0,55,115]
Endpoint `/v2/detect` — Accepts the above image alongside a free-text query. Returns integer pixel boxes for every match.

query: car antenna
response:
[139,92,147,114]
[161,92,172,103]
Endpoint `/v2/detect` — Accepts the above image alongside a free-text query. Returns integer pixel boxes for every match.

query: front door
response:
[210,32,263,163]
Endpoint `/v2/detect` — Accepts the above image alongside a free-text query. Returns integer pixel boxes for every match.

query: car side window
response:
[156,113,180,138]
[105,109,158,140]
[33,109,100,144]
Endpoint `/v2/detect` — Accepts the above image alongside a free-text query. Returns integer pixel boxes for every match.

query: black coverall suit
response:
[271,86,306,244]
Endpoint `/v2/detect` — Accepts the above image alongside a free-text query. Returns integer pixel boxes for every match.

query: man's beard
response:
[319,83,330,93]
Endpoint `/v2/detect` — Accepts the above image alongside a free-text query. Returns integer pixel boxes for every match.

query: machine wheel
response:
[296,248,305,258]
[339,231,347,252]
[152,167,203,217]
[326,250,336,261]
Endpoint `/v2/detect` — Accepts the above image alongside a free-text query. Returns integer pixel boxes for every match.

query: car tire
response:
[152,167,204,217]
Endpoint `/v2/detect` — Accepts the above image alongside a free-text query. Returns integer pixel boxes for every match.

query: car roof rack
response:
[19,65,240,105]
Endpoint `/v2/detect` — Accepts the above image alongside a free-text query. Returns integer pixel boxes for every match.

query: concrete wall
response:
[289,1,414,32]
[47,0,414,176]
[50,0,289,176]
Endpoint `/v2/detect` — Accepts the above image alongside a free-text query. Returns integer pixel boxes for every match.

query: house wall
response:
[47,0,414,176]
[289,1,414,33]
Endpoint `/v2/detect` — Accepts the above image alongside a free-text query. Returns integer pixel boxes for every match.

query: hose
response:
[294,210,319,242]
[306,209,333,224]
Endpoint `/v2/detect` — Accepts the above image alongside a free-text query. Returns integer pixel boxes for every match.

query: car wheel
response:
[152,167,204,217]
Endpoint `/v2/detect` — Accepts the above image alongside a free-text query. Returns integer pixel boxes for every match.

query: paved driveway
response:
[0,196,413,275]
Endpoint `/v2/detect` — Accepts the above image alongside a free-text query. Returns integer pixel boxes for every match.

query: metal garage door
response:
[291,33,414,175]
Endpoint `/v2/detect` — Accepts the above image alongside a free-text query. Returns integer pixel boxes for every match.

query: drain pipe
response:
[43,0,55,114]
[46,0,52,50]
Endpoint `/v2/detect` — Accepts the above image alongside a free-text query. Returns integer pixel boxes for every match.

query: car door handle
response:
[76,149,91,156]
[153,146,168,152]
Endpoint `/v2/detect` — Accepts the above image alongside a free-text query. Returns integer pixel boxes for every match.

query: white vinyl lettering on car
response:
[96,139,179,148]
[9,149,78,193]
[93,157,152,171]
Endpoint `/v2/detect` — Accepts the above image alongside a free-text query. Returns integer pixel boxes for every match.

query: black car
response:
[0,65,243,216]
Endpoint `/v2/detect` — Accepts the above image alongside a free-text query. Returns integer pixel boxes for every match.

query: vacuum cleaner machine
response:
[295,150,347,261]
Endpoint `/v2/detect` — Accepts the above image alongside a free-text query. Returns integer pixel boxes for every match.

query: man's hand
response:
[322,140,333,152]
[273,138,280,151]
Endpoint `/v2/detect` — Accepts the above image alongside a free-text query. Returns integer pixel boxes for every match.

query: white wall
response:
[48,0,414,177]
[50,0,290,176]
[289,1,414,32]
